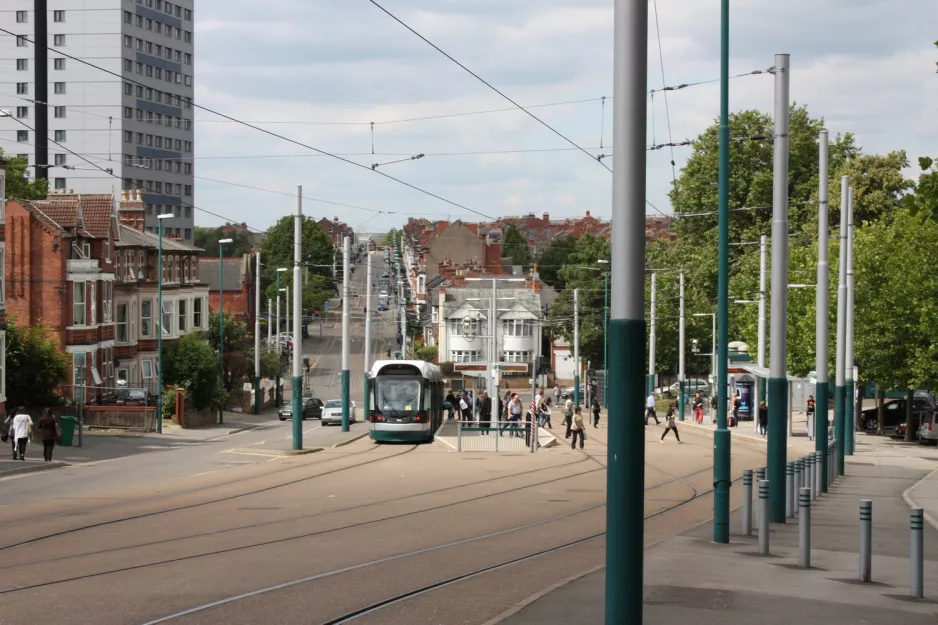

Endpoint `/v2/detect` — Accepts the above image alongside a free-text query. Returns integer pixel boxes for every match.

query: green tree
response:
[5,321,69,408]
[502,224,533,270]
[194,227,254,257]
[535,235,579,290]
[901,157,938,221]
[1,150,47,200]
[161,333,221,411]
[206,311,252,393]
[260,215,335,293]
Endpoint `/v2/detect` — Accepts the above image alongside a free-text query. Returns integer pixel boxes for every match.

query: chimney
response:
[118,189,146,232]
[543,212,549,221]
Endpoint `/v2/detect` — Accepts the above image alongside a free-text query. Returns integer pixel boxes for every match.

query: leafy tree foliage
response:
[502,224,533,270]
[194,227,254,258]
[535,235,579,290]
[901,157,938,221]
[5,321,69,408]
[1,150,47,200]
[259,215,336,320]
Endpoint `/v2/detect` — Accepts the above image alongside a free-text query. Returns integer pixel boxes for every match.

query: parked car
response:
[278,397,324,421]
[860,397,936,435]
[917,411,938,444]
[321,399,357,425]
[114,388,148,406]
[666,379,710,398]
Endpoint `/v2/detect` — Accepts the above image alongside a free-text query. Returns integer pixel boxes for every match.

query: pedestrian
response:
[806,394,816,440]
[645,393,660,426]
[732,392,740,428]
[553,384,561,407]
[478,391,491,435]
[591,395,601,428]
[386,347,392,359]
[571,407,585,450]
[37,408,59,462]
[758,400,768,436]
[445,389,456,420]
[660,403,682,443]
[692,392,704,424]
[506,394,524,437]
[11,407,33,461]
[459,394,471,420]
[540,397,553,429]
[563,396,574,438]
[710,395,718,424]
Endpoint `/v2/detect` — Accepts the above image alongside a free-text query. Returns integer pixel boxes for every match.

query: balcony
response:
[67,259,100,274]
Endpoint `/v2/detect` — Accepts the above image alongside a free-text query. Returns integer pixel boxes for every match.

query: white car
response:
[321,399,356,425]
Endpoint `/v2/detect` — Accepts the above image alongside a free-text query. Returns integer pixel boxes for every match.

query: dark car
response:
[860,398,936,435]
[114,389,148,406]
[278,397,324,421]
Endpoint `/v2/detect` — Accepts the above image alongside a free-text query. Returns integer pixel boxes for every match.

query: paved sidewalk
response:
[501,463,938,624]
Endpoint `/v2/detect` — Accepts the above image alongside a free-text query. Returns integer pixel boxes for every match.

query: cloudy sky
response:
[193,0,937,235]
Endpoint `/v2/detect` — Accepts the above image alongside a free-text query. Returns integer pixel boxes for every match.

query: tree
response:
[502,225,533,270]
[194,227,254,258]
[409,343,438,362]
[206,311,253,393]
[5,321,69,408]
[901,157,938,221]
[162,333,222,411]
[1,150,47,200]
[536,235,579,290]
[260,215,335,293]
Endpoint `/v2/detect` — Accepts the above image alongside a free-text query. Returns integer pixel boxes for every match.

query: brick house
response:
[318,216,355,248]
[113,191,208,394]
[198,255,254,324]
[0,158,7,417]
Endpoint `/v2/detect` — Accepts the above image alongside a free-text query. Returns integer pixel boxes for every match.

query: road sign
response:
[324,302,330,309]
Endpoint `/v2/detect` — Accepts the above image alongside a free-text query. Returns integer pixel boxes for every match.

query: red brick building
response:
[318,216,355,248]
[199,255,254,324]
[0,158,7,417]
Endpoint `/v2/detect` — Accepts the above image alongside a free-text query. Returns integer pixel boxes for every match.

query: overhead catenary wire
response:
[651,0,678,184]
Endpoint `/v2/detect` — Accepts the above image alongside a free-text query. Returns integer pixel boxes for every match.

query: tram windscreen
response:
[375,376,423,415]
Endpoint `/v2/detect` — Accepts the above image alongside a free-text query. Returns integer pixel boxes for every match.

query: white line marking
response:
[188,470,218,477]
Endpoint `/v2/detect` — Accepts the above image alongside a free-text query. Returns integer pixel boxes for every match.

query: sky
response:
[192,0,938,235]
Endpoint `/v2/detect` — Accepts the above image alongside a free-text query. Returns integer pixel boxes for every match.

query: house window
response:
[116,303,128,343]
[173,256,180,282]
[193,297,203,329]
[16,59,27,71]
[161,300,174,336]
[431,307,438,324]
[16,36,27,47]
[54,130,66,141]
[141,300,153,337]
[502,351,531,363]
[178,299,187,333]
[73,281,86,326]
[89,283,97,325]
[124,130,132,143]
[53,34,66,46]
[141,359,153,379]
[131,301,137,341]
[54,106,66,118]
[103,280,112,322]
[54,58,65,70]
[16,11,27,23]
[54,82,66,95]
[450,350,481,364]
[184,228,192,241]
[54,177,67,190]
[503,319,533,337]
[16,83,27,95]
[183,258,189,282]
[16,107,27,119]
[54,10,65,22]
[55,154,66,166]
[72,353,86,399]
[117,368,128,388]
[124,11,132,24]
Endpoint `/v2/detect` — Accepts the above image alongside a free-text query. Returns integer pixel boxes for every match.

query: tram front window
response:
[376,377,423,415]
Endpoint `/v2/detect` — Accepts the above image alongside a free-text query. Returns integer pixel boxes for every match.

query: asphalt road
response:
[0,419,768,624]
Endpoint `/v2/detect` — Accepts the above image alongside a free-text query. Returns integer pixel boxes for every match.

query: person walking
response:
[645,393,660,426]
[758,400,768,437]
[660,403,682,443]
[11,407,33,461]
[563,396,574,439]
[692,392,704,424]
[459,393,472,420]
[806,394,816,441]
[478,391,492,435]
[732,393,740,428]
[445,389,456,420]
[506,393,524,437]
[553,384,562,407]
[710,395,718,424]
[591,395,601,428]
[37,408,59,462]
[570,407,586,450]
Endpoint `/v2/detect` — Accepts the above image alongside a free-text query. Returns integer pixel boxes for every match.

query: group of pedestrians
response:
[3,407,60,462]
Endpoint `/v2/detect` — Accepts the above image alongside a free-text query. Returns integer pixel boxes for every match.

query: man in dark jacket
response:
[478,391,492,435]
[445,390,456,420]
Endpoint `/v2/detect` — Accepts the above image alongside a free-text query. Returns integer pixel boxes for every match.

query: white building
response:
[0,0,196,241]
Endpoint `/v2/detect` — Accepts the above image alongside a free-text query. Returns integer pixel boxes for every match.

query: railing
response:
[456,419,532,452]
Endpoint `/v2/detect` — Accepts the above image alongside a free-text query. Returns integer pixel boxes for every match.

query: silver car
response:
[321,399,356,425]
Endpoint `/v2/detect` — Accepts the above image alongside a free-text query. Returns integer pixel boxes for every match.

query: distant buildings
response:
[199,255,256,325]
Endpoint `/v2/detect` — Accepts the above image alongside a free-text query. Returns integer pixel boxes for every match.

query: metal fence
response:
[456,420,532,452]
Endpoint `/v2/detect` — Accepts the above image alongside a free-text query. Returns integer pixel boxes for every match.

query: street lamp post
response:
[254,250,261,415]
[599,260,610,408]
[155,213,174,434]
[218,238,233,425]
[275,267,287,407]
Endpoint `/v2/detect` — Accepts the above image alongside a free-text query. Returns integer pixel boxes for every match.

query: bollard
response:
[742,469,753,536]
[829,443,836,487]
[859,499,872,582]
[756,466,766,527]
[758,479,770,556]
[799,487,811,568]
[814,451,823,499]
[457,420,462,452]
[911,508,924,598]
[807,455,815,501]
[794,459,803,518]
[786,461,795,518]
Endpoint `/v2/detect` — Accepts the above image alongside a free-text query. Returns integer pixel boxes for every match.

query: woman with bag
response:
[571,407,586,449]
[37,408,60,462]
[692,392,704,424]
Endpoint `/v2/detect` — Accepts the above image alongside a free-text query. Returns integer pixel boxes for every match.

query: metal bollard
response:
[814,451,823,498]
[794,459,803,518]
[457,420,462,452]
[799,487,811,568]
[807,454,815,501]
[911,508,924,598]
[859,499,872,582]
[759,479,770,556]
[742,469,753,536]
[756,466,766,527]
[829,442,836,487]
[786,461,795,518]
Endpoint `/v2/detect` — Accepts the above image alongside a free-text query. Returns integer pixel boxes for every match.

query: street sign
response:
[324,302,330,309]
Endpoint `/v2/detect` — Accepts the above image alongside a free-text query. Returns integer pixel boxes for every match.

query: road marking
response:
[188,470,218,477]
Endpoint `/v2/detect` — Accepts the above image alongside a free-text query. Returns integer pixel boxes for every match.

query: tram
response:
[368,360,444,443]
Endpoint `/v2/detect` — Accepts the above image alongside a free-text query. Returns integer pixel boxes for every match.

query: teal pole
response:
[605,0,647,622]
[815,129,830,491]
[254,250,261,416]
[218,240,231,425]
[844,186,856,455]
[834,176,849,475]
[156,219,164,433]
[603,271,609,408]
[341,237,351,431]
[291,187,303,450]
[275,270,281,408]
[712,0,732,542]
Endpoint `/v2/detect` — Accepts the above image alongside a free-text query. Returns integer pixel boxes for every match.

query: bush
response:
[162,387,178,421]
[439,361,455,376]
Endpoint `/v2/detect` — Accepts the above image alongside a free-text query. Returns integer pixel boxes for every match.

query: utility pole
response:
[291,187,303,450]
[341,236,351,432]
[648,271,657,397]
[254,251,261,415]
[573,288,580,407]
[757,234,767,432]
[490,278,498,402]
[34,0,49,183]
[678,267,685,421]
[767,53,791,524]
[603,269,609,408]
[267,298,273,344]
[835,175,849,476]
[816,130,830,490]
[606,0,647,621]
[712,0,732,543]
[364,251,372,423]
[845,187,856,455]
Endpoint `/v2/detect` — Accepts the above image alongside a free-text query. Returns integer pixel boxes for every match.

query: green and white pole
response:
[844,187,855,455]
[605,0,647,621]
[218,238,233,425]
[254,250,261,415]
[275,269,282,408]
[603,269,609,408]
[815,130,830,491]
[291,186,303,450]
[573,287,580,407]
[647,270,656,397]
[341,236,351,432]
[767,53,791,523]
[834,175,849,476]
[678,267,685,421]
[156,214,171,433]
[712,0,733,541]
[363,250,372,424]
[756,234,767,432]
